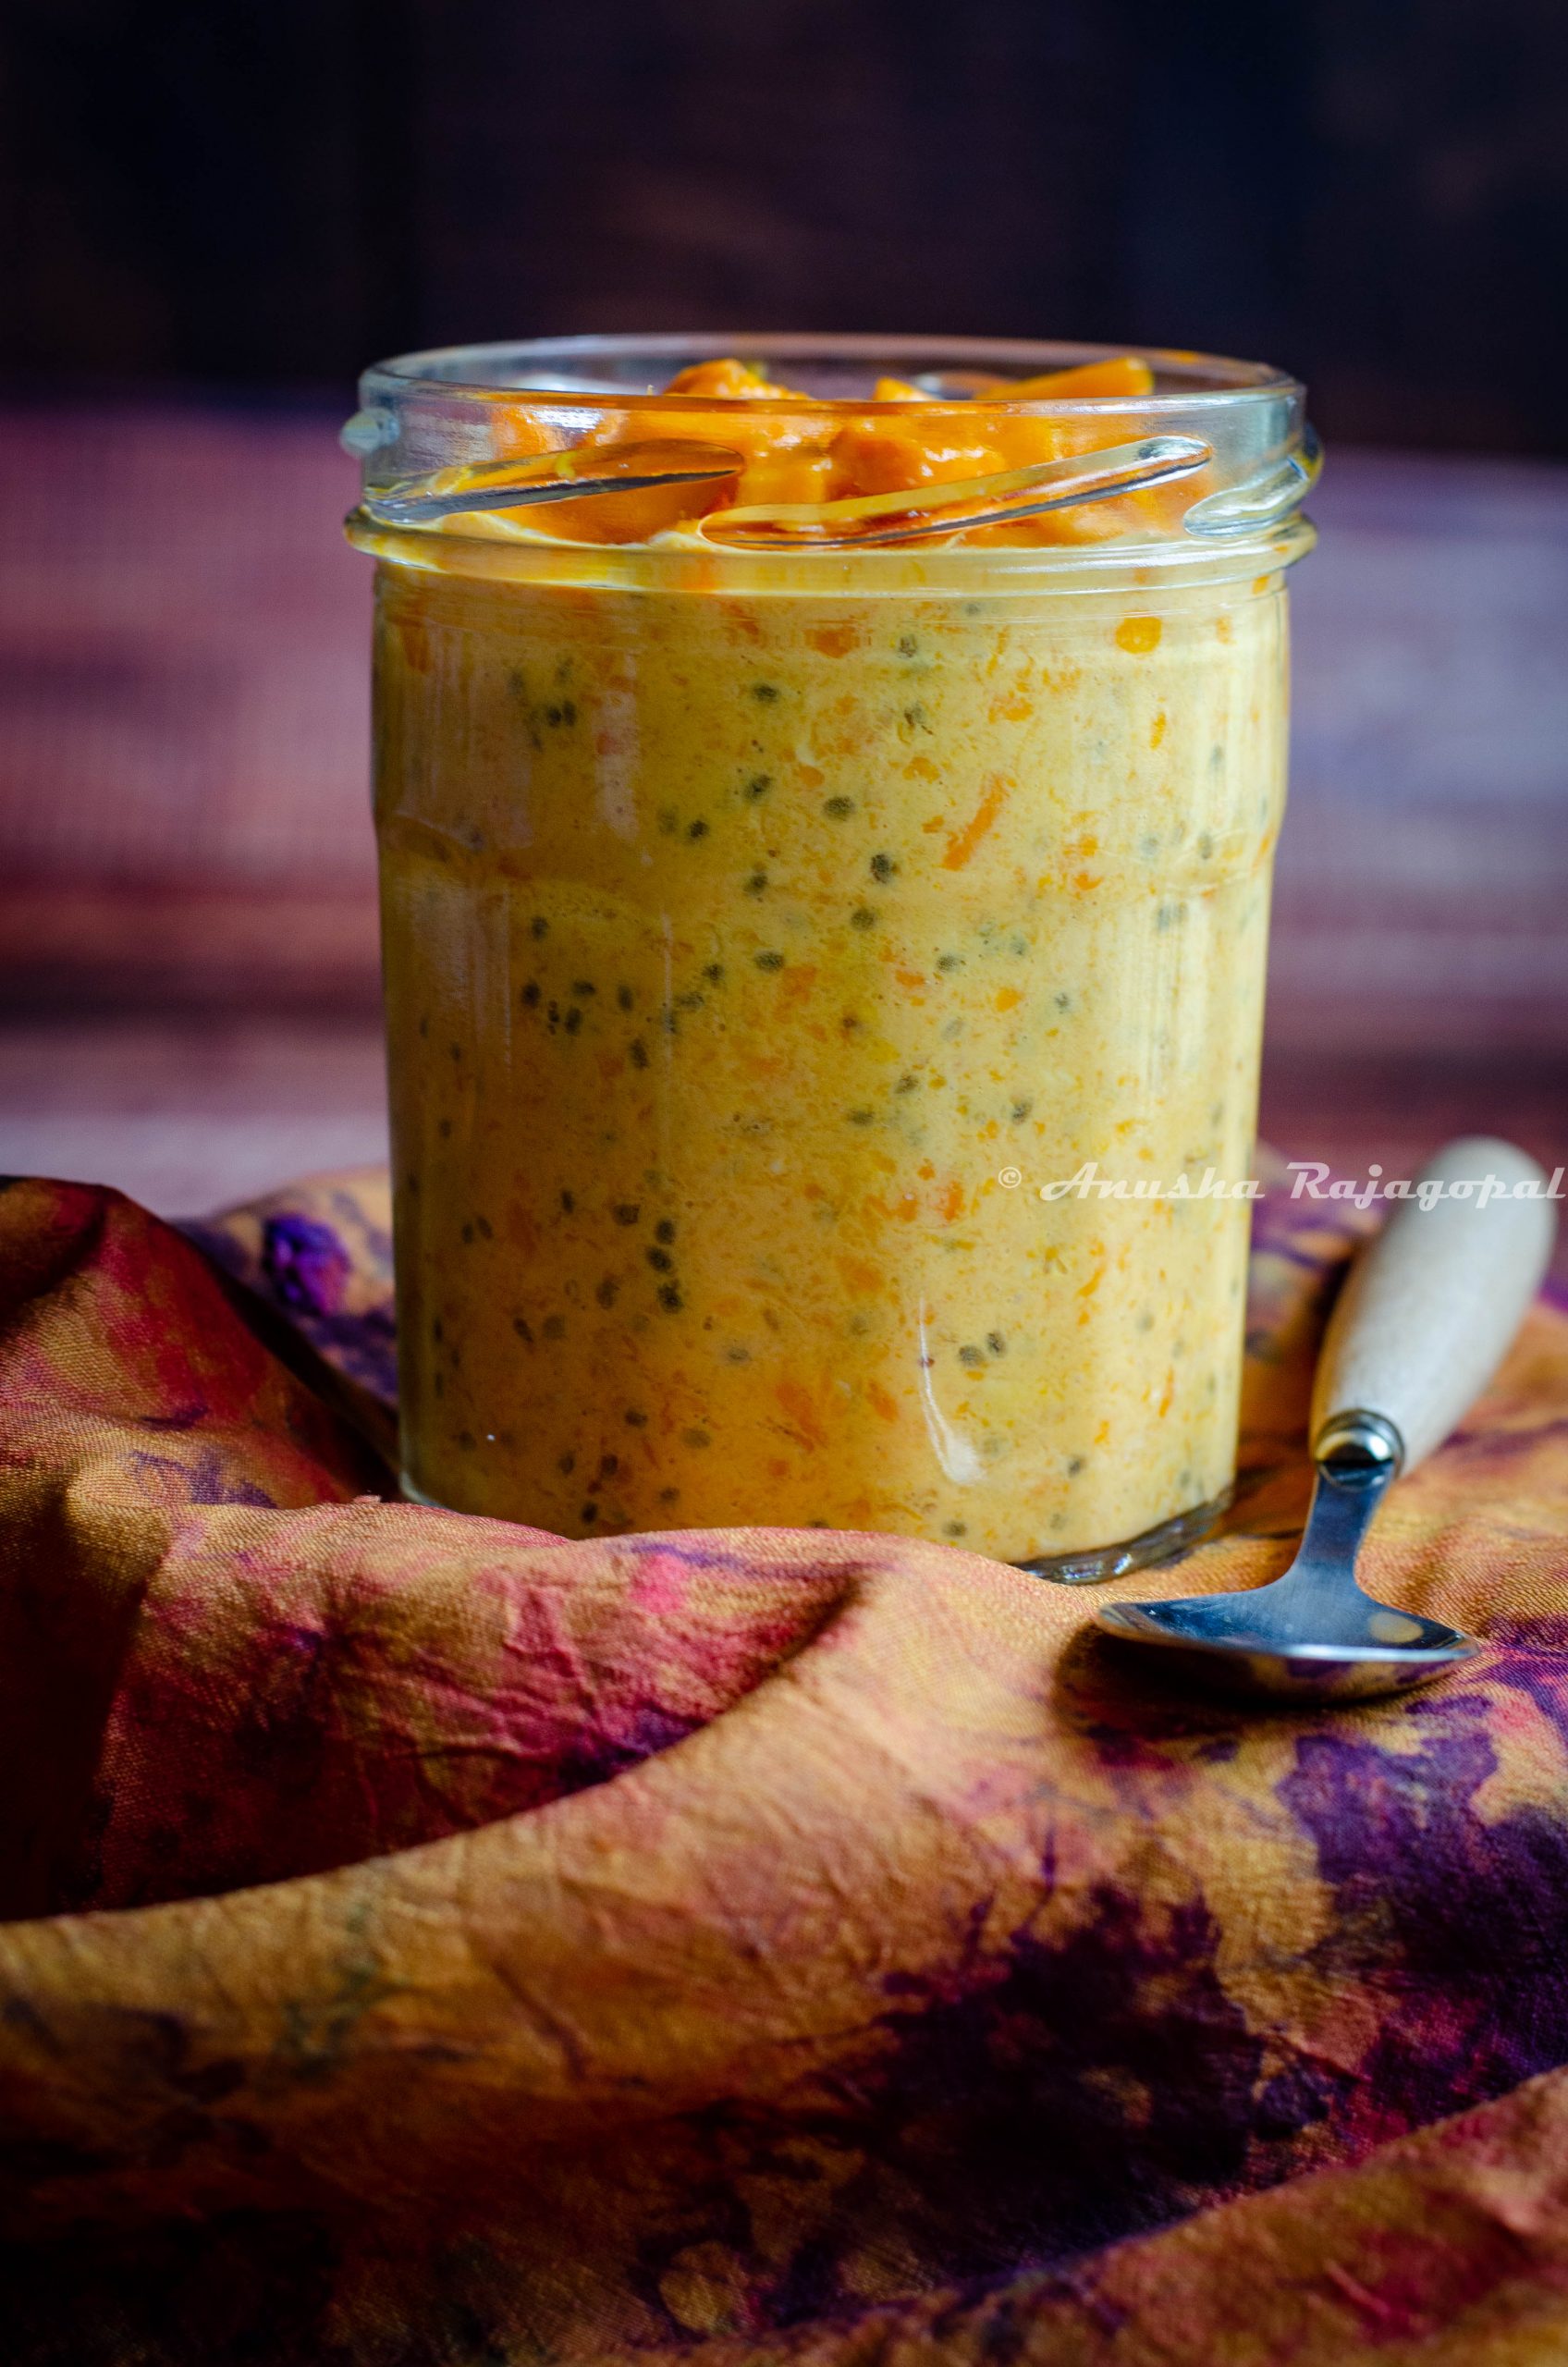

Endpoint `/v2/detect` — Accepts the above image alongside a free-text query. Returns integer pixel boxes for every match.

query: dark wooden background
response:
[2,0,1565,453]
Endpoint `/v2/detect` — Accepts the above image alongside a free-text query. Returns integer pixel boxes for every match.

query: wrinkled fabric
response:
[1,1167,1567,2362]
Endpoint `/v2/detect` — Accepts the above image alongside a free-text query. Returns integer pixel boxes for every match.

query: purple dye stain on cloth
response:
[1279,1684,1568,2131]
[262,1216,352,1318]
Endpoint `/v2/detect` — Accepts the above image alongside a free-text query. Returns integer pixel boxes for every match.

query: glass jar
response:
[345,336,1317,1576]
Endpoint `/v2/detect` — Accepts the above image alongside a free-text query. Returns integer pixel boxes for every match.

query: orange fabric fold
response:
[2,1171,1567,2361]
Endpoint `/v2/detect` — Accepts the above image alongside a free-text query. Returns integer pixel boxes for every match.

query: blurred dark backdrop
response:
[2,0,1565,451]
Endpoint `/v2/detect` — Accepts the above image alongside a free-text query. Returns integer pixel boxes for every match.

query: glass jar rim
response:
[345,332,1316,582]
[359,330,1301,416]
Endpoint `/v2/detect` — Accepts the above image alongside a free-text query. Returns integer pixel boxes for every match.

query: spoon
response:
[1094,1137,1557,1701]
[699,435,1211,548]
[361,439,744,526]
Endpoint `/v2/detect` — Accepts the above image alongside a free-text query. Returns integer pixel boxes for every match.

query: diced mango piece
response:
[828,421,1004,497]
[510,354,1161,544]
[664,358,811,401]
[1005,357,1156,399]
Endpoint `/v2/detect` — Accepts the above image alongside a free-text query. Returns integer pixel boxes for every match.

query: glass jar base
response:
[1013,1489,1231,1587]
[402,1469,1231,1580]
[400,1474,448,1512]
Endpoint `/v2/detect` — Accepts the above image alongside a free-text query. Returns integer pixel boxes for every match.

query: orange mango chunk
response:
[1005,357,1156,399]
[520,353,1163,545]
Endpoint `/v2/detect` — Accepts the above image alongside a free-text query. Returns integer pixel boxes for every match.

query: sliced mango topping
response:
[450,354,1176,546]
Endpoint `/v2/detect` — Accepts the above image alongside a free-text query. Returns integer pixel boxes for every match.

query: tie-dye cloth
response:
[2,1165,1567,2364]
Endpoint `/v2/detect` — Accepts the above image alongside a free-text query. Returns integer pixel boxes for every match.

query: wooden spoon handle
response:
[1310,1137,1557,1472]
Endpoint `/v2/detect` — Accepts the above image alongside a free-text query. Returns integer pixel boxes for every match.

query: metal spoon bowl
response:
[1096,1600,1475,1698]
[1096,1430,1477,1700]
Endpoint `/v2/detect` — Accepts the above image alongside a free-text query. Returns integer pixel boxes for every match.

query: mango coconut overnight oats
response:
[344,336,1318,1575]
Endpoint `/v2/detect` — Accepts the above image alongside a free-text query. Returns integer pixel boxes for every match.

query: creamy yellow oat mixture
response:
[374,387,1287,1556]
